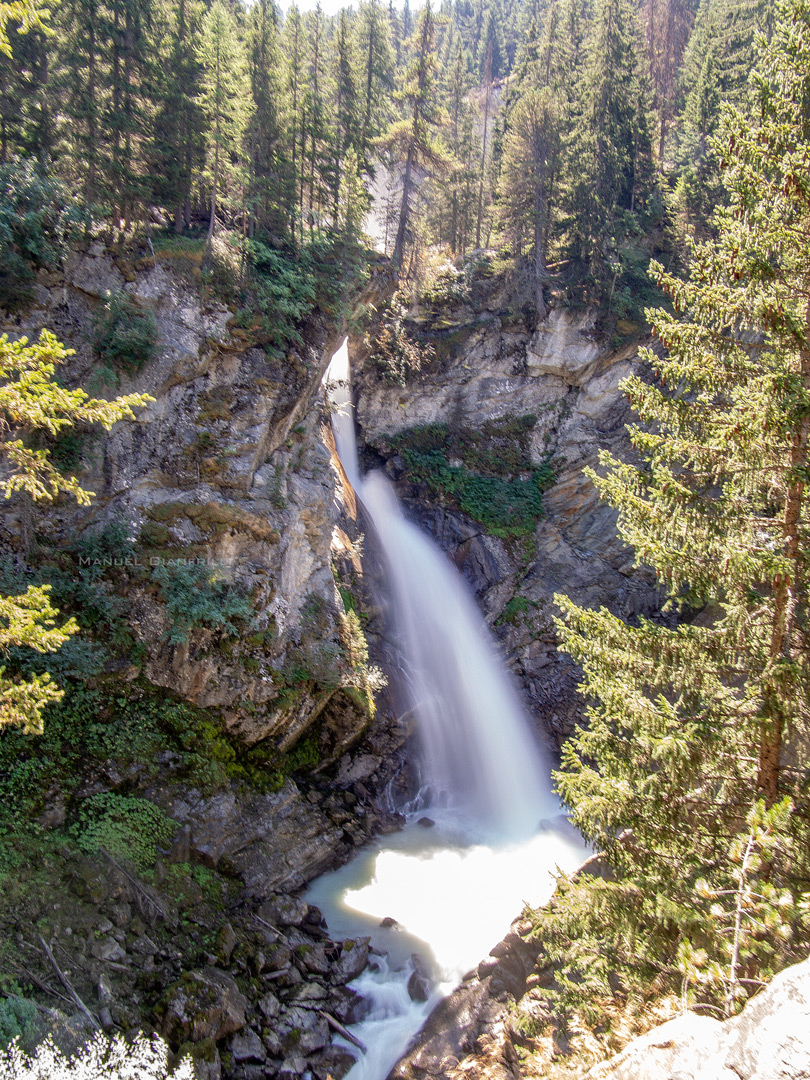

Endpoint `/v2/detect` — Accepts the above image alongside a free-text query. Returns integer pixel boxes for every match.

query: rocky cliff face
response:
[352,276,662,747]
[5,242,373,761]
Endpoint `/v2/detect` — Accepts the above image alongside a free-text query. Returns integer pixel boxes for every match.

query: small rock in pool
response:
[416,817,435,828]
[379,917,399,930]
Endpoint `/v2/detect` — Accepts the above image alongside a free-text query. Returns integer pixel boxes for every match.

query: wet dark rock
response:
[287,982,328,1006]
[258,992,281,1020]
[380,916,399,929]
[304,904,325,928]
[294,942,330,976]
[309,1046,358,1080]
[178,1040,221,1080]
[407,954,433,1003]
[330,937,370,985]
[261,894,309,928]
[215,923,238,964]
[168,824,192,865]
[96,973,113,1006]
[277,1056,309,1079]
[90,936,126,963]
[327,985,368,1026]
[131,934,158,956]
[275,1006,330,1054]
[258,941,291,971]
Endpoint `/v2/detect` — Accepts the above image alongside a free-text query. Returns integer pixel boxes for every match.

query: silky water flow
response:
[306,340,586,1080]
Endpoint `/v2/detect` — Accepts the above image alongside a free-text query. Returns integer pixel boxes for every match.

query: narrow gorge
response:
[0,244,657,1079]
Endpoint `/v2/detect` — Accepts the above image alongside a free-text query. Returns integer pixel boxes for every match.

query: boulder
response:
[407,954,433,1003]
[586,955,810,1080]
[275,1006,331,1054]
[331,938,370,984]
[159,967,247,1046]
[229,1028,266,1064]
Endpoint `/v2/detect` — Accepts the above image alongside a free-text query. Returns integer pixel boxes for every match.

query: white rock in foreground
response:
[587,956,810,1080]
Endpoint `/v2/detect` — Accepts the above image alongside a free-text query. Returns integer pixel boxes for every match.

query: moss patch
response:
[391,417,553,538]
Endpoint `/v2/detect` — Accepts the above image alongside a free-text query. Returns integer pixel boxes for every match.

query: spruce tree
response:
[356,0,393,173]
[497,87,562,316]
[554,0,810,965]
[378,0,449,271]
[246,0,292,240]
[196,0,250,242]
[566,0,643,291]
[150,0,206,232]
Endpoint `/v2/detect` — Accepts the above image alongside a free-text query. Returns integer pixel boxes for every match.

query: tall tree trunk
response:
[757,295,810,803]
[476,40,492,249]
[392,146,414,270]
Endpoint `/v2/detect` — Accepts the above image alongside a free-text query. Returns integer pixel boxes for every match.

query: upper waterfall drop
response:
[325,338,560,840]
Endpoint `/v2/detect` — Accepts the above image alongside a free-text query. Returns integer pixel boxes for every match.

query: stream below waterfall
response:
[310,341,588,1080]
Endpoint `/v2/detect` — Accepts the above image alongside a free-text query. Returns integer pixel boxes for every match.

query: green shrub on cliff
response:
[0,159,87,313]
[71,792,175,870]
[92,290,158,377]
[392,419,553,537]
[152,562,253,644]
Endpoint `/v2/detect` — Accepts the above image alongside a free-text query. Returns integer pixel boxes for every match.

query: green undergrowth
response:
[391,416,553,537]
[0,672,353,882]
[70,792,176,870]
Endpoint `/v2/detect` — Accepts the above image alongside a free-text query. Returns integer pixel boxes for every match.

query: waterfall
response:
[314,339,585,1080]
[326,338,558,838]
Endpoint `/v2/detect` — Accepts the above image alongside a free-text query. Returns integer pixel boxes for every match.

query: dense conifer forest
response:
[1,0,810,1074]
[0,0,775,319]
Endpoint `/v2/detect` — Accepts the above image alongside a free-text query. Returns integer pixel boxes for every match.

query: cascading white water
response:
[312,340,586,1080]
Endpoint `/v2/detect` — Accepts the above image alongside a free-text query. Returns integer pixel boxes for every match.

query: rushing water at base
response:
[312,341,587,1080]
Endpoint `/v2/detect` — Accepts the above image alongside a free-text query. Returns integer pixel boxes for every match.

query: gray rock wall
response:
[2,244,368,756]
[353,299,663,747]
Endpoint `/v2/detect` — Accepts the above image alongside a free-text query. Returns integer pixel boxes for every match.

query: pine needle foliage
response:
[553,0,810,1004]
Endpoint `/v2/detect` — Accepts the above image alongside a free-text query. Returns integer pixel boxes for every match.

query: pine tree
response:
[330,8,360,212]
[566,0,643,290]
[639,0,696,164]
[246,0,292,239]
[672,0,774,239]
[282,4,307,242]
[497,87,562,316]
[196,0,250,242]
[150,0,206,232]
[378,1,449,271]
[54,0,108,206]
[356,0,393,172]
[554,0,810,958]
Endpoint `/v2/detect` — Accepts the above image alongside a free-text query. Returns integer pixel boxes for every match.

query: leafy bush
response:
[0,158,87,312]
[0,996,39,1050]
[71,792,175,870]
[152,562,253,644]
[92,290,158,377]
[237,240,317,357]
